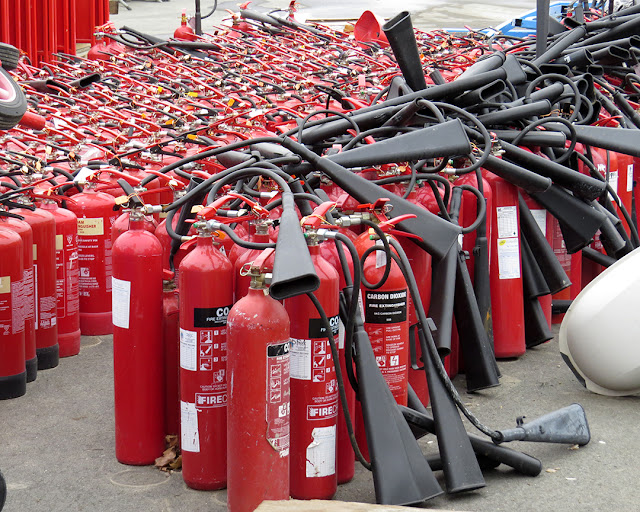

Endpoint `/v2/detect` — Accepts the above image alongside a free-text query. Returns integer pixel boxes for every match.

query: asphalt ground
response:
[3,1,640,511]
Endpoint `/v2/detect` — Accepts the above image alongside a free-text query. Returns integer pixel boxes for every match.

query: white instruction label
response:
[608,170,619,201]
[111,277,131,329]
[180,328,197,371]
[530,209,547,236]
[290,338,311,380]
[306,425,336,478]
[496,206,518,238]
[497,238,521,279]
[180,401,200,452]
[375,239,386,268]
[338,319,345,350]
[628,164,634,192]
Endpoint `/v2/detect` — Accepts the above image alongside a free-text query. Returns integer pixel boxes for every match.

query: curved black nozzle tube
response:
[490,129,566,147]
[531,25,587,66]
[402,391,543,476]
[382,11,427,92]
[483,155,552,194]
[451,79,506,108]
[494,404,590,445]
[280,137,462,260]
[477,100,552,126]
[458,51,506,79]
[500,142,607,201]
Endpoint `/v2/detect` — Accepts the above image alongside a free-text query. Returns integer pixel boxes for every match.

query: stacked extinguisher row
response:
[1,2,640,507]
[0,0,109,65]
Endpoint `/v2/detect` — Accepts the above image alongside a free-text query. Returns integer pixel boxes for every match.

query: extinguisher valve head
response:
[142,204,163,215]
[335,214,363,227]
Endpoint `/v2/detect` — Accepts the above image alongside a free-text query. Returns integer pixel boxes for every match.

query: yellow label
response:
[33,244,37,261]
[77,217,104,236]
[56,234,63,251]
[0,276,10,294]
[187,92,198,98]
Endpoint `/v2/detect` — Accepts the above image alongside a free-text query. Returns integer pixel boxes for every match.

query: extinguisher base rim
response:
[26,357,38,383]
[0,371,27,400]
[36,344,60,371]
[58,329,82,358]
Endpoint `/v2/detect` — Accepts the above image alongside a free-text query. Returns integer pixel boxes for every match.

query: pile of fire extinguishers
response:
[7,0,640,509]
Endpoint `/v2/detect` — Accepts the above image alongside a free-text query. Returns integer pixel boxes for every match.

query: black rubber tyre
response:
[0,67,27,131]
[0,43,20,71]
[0,469,6,511]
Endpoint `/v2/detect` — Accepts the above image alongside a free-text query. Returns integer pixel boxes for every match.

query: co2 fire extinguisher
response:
[227,248,290,512]
[484,171,525,358]
[112,187,164,465]
[179,219,233,490]
[0,217,26,399]
[285,203,340,500]
[353,203,413,459]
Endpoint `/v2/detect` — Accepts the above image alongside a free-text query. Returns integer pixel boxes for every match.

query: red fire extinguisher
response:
[353,201,413,459]
[285,203,339,500]
[483,171,525,358]
[0,213,37,381]
[178,219,233,490]
[316,216,357,485]
[227,248,290,512]
[112,197,164,465]
[66,179,118,335]
[39,198,80,358]
[0,218,26,399]
[11,199,59,369]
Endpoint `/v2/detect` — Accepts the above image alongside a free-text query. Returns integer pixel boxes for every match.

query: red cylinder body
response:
[315,228,357,484]
[66,187,117,335]
[178,235,233,490]
[355,233,410,404]
[285,245,339,500]
[40,202,80,358]
[484,171,525,358]
[163,283,180,437]
[11,205,59,369]
[112,217,164,465]
[227,286,291,512]
[1,217,37,382]
[0,227,26,399]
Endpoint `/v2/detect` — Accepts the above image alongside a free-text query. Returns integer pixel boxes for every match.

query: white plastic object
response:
[559,246,640,396]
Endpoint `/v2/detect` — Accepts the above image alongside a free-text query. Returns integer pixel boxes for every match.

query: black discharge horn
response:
[382,11,427,92]
[494,404,591,445]
[268,191,320,300]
